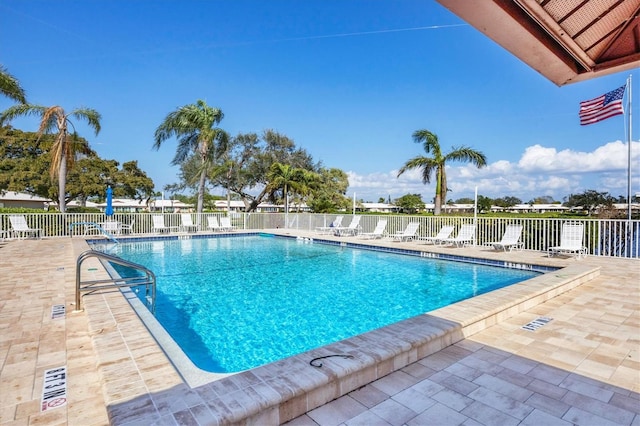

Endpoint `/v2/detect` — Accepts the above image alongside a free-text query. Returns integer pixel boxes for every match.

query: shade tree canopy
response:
[0,127,154,206]
[0,104,101,212]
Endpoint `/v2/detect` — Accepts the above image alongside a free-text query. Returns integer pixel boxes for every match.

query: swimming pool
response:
[105,234,540,373]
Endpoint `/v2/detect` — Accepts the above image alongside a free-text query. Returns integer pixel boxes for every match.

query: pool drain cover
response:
[521,317,553,331]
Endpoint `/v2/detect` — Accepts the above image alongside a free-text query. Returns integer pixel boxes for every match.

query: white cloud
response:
[346,140,639,202]
[518,141,638,172]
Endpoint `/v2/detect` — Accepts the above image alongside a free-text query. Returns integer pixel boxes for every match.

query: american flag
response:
[579,85,626,125]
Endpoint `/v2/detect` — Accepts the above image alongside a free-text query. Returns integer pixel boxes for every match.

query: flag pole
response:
[627,74,633,221]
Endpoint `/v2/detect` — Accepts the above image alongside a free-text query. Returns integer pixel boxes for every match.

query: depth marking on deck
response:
[51,304,65,320]
[522,317,553,331]
[41,366,67,411]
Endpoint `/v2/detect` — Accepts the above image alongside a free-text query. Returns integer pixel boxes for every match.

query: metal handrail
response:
[75,249,156,313]
[69,221,119,243]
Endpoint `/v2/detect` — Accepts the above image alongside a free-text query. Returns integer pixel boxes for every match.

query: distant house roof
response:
[0,191,51,202]
[95,198,147,208]
[360,203,398,211]
[149,200,193,209]
[67,200,100,208]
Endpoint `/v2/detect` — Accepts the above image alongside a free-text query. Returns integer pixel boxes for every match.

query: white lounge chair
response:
[548,222,587,259]
[488,224,523,251]
[359,219,387,239]
[207,216,223,232]
[180,214,198,233]
[219,216,236,231]
[9,215,42,239]
[119,219,135,234]
[101,220,121,236]
[419,225,455,245]
[442,224,475,247]
[152,215,179,233]
[334,216,362,236]
[390,222,420,242]
[315,216,343,235]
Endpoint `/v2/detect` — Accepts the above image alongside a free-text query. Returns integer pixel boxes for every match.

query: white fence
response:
[1,212,639,258]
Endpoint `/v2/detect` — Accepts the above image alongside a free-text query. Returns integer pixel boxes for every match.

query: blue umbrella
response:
[105,186,114,217]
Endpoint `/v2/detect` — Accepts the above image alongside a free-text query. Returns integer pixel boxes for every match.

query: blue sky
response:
[1,0,638,203]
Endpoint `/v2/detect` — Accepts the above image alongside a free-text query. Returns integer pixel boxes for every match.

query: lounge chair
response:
[219,217,236,231]
[207,216,223,232]
[9,215,42,239]
[315,216,343,235]
[152,215,179,233]
[101,220,121,236]
[418,225,455,245]
[389,222,420,242]
[119,219,135,234]
[548,222,587,259]
[180,214,198,233]
[333,216,362,236]
[442,224,475,247]
[359,219,387,239]
[488,224,523,251]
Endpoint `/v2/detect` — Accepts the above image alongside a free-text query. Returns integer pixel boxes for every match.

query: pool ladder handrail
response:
[75,249,156,314]
[69,221,119,244]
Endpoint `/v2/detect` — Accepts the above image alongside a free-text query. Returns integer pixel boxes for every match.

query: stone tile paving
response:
[1,234,638,425]
[289,341,639,425]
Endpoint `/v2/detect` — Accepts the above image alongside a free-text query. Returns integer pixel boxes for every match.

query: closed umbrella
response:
[105,186,114,217]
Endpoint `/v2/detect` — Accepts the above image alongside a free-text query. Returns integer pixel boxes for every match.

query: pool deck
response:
[0,230,638,425]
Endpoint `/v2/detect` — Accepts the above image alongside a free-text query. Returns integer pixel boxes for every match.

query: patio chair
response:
[219,216,236,231]
[389,222,420,242]
[152,215,179,233]
[333,216,362,236]
[548,222,587,259]
[101,220,121,236]
[488,224,523,251]
[419,225,455,245]
[315,216,343,235]
[9,215,42,239]
[119,219,135,234]
[180,214,198,233]
[442,224,476,247]
[359,219,387,239]
[207,216,223,232]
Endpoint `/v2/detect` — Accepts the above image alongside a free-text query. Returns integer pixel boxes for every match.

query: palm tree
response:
[0,104,101,212]
[0,65,27,104]
[266,163,309,215]
[398,130,487,215]
[154,100,226,214]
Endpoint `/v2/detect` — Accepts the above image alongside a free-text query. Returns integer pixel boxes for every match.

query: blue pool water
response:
[107,235,540,373]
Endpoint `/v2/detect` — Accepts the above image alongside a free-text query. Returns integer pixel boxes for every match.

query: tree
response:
[116,161,156,201]
[0,128,53,196]
[564,190,615,215]
[477,195,492,213]
[454,197,475,204]
[493,196,521,208]
[211,130,317,212]
[266,163,310,212]
[0,65,26,104]
[306,168,349,213]
[395,193,425,214]
[0,105,101,212]
[529,195,556,204]
[0,128,154,205]
[397,130,486,215]
[154,99,227,214]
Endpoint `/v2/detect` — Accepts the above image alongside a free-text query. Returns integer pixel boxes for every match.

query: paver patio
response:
[0,233,638,425]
